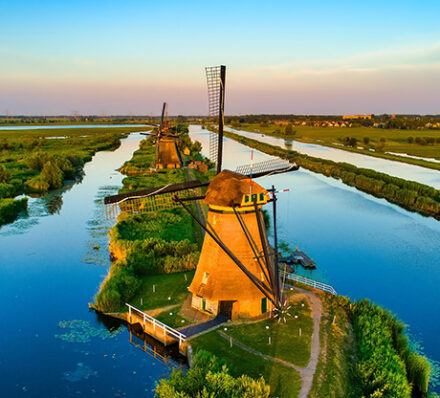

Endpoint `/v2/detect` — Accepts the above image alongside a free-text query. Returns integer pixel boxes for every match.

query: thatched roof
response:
[204,170,267,207]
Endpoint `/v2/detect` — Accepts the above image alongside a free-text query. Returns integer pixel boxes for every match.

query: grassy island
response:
[0,126,147,226]
[95,126,213,313]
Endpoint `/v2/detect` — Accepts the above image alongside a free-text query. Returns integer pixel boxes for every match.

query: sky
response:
[1,0,440,115]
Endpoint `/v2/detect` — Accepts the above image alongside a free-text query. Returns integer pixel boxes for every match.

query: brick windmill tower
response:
[104,65,299,319]
[188,170,276,318]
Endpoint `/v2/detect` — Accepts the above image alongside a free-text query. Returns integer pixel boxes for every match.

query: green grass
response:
[232,123,440,170]
[192,329,302,398]
[129,271,194,311]
[309,296,362,398]
[154,304,192,329]
[224,301,313,367]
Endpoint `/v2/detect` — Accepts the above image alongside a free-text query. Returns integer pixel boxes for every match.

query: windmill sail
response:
[205,65,226,173]
[104,180,208,220]
[235,158,299,178]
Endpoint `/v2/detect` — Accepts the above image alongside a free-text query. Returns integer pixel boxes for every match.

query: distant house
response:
[343,114,372,120]
[183,147,191,155]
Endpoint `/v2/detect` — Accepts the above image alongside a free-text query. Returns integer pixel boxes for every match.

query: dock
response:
[280,249,316,269]
[125,303,187,356]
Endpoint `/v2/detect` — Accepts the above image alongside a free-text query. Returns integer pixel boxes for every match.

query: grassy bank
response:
[231,123,440,170]
[192,330,302,397]
[223,130,440,220]
[95,129,211,313]
[0,126,146,226]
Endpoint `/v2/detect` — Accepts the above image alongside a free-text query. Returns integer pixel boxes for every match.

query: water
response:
[0,132,179,397]
[226,127,440,189]
[190,125,440,390]
[0,124,147,130]
[1,124,439,395]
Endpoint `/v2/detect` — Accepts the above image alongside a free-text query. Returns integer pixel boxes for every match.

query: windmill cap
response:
[204,170,267,207]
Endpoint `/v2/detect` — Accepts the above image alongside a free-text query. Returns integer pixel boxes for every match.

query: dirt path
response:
[217,286,323,398]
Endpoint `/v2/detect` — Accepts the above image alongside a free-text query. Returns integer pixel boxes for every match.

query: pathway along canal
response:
[0,132,179,397]
[190,125,440,391]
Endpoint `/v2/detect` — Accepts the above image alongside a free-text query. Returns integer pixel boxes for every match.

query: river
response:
[189,125,440,390]
[0,132,178,397]
[226,127,440,189]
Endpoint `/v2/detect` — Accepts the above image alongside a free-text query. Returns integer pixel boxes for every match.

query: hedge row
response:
[226,132,440,219]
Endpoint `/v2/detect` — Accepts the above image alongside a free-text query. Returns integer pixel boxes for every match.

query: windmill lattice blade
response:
[235,159,298,178]
[205,66,222,164]
[104,180,208,220]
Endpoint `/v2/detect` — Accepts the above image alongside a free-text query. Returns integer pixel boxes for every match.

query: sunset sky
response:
[1,0,440,115]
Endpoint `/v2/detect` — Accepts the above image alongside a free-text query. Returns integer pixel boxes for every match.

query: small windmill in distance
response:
[104,65,300,320]
[141,102,182,170]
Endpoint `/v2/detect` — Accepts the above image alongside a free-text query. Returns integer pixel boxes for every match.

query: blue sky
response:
[1,0,440,115]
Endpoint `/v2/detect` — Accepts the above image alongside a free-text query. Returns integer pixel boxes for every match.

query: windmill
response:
[142,102,182,170]
[104,65,300,319]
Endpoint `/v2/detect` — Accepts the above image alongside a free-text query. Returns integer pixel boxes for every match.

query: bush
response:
[40,161,63,189]
[363,137,370,145]
[0,197,28,225]
[0,183,16,198]
[408,136,414,143]
[0,165,10,183]
[155,350,270,398]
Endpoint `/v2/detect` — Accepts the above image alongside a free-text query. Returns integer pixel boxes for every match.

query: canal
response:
[190,125,440,390]
[1,124,439,396]
[226,126,440,189]
[0,132,177,397]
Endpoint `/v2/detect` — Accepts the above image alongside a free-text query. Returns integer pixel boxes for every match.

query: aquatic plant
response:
[55,320,122,343]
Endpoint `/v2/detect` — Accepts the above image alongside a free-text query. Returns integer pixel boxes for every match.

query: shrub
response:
[408,136,414,143]
[155,350,270,398]
[0,197,28,225]
[0,165,10,183]
[0,183,16,198]
[363,137,370,145]
[40,161,63,189]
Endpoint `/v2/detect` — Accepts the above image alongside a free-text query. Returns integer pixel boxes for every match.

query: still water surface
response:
[0,133,177,397]
[0,124,147,130]
[1,124,439,396]
[190,125,440,390]
[227,127,440,189]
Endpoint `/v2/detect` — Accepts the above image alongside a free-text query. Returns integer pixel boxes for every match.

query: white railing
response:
[282,272,337,295]
[126,303,187,345]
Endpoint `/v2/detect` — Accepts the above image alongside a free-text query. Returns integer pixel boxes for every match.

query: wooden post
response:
[153,284,156,293]
[269,336,271,345]
[128,305,132,323]
[299,328,302,336]
[229,337,232,348]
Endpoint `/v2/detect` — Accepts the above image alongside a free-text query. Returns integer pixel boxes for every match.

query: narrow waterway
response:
[190,125,440,390]
[0,132,179,397]
[0,124,146,130]
[226,127,440,189]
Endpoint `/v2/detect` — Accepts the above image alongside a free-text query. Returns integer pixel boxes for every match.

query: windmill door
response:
[261,297,267,314]
[219,301,234,319]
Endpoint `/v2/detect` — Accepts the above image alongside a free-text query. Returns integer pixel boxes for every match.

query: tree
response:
[285,123,294,135]
[155,350,270,398]
[363,137,370,145]
[408,136,414,144]
[0,165,10,183]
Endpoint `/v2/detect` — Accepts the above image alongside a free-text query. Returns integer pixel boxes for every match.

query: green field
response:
[0,126,147,226]
[231,123,440,170]
[224,300,313,367]
[192,329,302,398]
